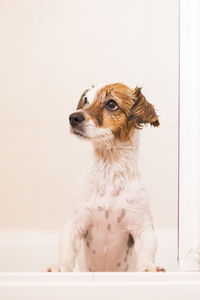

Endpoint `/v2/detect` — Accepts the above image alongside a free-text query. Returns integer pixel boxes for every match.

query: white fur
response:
[85,83,106,104]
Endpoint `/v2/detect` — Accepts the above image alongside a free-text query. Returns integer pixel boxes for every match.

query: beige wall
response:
[0,0,178,230]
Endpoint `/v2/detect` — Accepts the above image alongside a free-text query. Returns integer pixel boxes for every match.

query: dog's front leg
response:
[46,207,91,272]
[133,227,165,272]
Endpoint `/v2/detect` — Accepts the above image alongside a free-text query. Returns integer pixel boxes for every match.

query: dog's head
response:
[69,83,159,143]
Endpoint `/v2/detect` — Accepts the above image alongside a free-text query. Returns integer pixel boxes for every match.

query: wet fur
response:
[46,83,165,273]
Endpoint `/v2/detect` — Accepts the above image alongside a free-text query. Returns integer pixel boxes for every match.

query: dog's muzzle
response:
[69,113,85,128]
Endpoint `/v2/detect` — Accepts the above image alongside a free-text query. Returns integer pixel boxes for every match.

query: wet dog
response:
[47,83,165,272]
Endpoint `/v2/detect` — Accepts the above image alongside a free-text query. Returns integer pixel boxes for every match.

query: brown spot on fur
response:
[116,262,121,267]
[84,230,88,239]
[92,250,96,255]
[87,241,90,248]
[117,209,126,223]
[107,224,111,231]
[105,210,109,218]
[127,234,134,248]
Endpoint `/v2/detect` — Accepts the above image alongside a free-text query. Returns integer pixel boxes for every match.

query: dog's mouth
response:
[70,127,89,139]
[70,124,112,142]
[74,130,87,138]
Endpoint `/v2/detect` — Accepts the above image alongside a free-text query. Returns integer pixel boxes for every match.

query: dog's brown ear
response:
[128,87,159,129]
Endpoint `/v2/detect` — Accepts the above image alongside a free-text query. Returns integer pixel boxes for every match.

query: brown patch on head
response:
[107,224,111,231]
[92,83,134,141]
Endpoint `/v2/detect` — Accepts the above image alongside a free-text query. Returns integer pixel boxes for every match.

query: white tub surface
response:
[0,229,200,300]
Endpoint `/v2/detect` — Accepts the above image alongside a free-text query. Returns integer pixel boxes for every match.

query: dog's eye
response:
[105,100,119,111]
[83,97,88,106]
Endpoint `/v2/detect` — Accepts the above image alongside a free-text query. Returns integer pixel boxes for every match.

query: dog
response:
[47,83,165,272]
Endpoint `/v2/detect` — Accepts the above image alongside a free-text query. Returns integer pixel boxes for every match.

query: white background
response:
[0,0,178,230]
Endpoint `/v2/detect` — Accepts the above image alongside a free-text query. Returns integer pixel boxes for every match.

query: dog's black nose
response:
[69,113,85,127]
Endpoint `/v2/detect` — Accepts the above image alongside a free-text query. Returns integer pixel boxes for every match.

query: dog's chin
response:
[70,127,112,143]
[70,123,114,143]
[70,128,89,140]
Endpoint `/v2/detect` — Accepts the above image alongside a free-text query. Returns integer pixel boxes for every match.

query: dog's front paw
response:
[137,262,166,272]
[44,264,70,272]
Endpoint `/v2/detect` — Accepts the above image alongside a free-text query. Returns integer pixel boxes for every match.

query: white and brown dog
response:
[47,83,165,272]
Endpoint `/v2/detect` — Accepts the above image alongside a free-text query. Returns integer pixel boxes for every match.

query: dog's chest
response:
[91,205,127,234]
[82,204,134,271]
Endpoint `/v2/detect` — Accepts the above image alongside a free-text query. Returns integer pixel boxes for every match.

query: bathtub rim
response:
[0,272,200,286]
